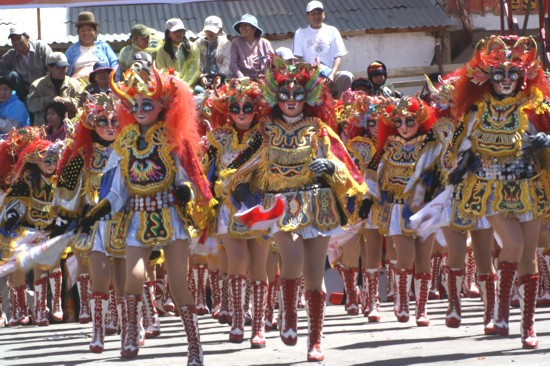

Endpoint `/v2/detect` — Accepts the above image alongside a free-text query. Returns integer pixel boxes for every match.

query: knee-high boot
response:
[463,246,480,298]
[279,277,300,346]
[180,304,204,366]
[77,273,91,324]
[478,273,496,334]
[536,249,550,306]
[250,280,268,348]
[229,274,246,343]
[193,264,209,316]
[362,268,381,322]
[429,253,442,299]
[105,285,118,336]
[414,272,431,326]
[494,261,517,336]
[16,285,30,325]
[386,260,397,302]
[163,276,175,314]
[120,294,143,359]
[7,285,18,327]
[244,275,252,325]
[265,274,279,332]
[89,292,109,353]
[305,290,326,362]
[394,268,413,322]
[142,280,160,338]
[444,267,463,328]
[208,269,221,318]
[48,267,63,322]
[218,274,231,325]
[518,273,539,349]
[343,266,360,315]
[33,274,49,326]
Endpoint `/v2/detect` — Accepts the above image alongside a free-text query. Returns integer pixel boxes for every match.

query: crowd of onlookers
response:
[0,0,405,137]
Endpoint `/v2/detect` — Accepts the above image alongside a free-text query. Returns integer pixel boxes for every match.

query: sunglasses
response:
[278,90,305,102]
[229,102,254,115]
[491,70,520,82]
[96,117,119,128]
[131,101,155,113]
[394,118,417,128]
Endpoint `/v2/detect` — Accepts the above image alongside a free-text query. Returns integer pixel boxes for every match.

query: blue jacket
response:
[0,91,30,129]
[65,40,119,77]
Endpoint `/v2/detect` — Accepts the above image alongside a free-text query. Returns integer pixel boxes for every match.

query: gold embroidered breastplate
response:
[84,143,112,205]
[28,174,55,229]
[115,122,174,195]
[259,117,318,192]
[347,136,376,175]
[381,135,425,197]
[209,126,257,170]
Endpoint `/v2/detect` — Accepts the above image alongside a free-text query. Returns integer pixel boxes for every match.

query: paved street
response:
[1,296,549,366]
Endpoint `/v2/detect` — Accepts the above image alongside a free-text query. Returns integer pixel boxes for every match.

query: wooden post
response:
[37,8,42,40]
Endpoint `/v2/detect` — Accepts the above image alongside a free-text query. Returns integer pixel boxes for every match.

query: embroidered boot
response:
[265,274,279,332]
[394,268,413,323]
[444,267,463,328]
[536,249,550,307]
[244,275,252,325]
[120,294,143,359]
[208,269,221,319]
[463,246,480,298]
[118,296,127,352]
[414,272,431,326]
[343,267,360,315]
[279,277,300,346]
[479,273,496,335]
[298,276,306,309]
[305,290,326,362]
[89,292,109,353]
[250,280,268,348]
[7,285,18,327]
[143,281,160,338]
[229,274,246,343]
[162,276,175,314]
[48,268,63,322]
[494,261,517,336]
[34,274,49,326]
[193,264,209,316]
[105,285,118,336]
[518,273,539,349]
[180,304,204,366]
[218,274,231,325]
[77,273,91,324]
[429,253,442,299]
[16,285,29,325]
[510,278,520,308]
[363,268,381,322]
[386,260,397,302]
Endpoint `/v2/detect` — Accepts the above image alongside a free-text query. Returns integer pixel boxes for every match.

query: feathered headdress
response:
[424,73,459,112]
[79,92,118,130]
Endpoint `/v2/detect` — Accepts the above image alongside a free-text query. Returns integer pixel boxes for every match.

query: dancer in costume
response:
[376,95,437,326]
[52,92,122,352]
[220,55,367,362]
[204,78,269,347]
[79,63,214,365]
[449,35,550,349]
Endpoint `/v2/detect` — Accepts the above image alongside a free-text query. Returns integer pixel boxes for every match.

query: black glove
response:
[231,183,262,209]
[175,185,192,206]
[309,158,335,176]
[232,183,250,204]
[358,199,373,220]
[4,209,20,232]
[529,132,550,149]
[79,200,111,234]
[448,149,479,185]
[49,216,70,238]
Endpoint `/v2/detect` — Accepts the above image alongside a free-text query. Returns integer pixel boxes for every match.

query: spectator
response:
[230,14,273,80]
[156,18,200,87]
[0,75,30,133]
[65,11,118,79]
[351,77,373,94]
[118,24,161,79]
[27,52,82,126]
[367,61,401,97]
[0,26,52,102]
[79,62,113,106]
[292,1,353,98]
[195,16,231,90]
[44,102,70,142]
[275,47,297,64]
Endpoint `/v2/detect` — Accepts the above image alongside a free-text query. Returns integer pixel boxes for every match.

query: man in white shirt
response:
[292,0,353,98]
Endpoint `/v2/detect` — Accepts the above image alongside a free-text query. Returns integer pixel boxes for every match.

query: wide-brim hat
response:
[233,14,263,37]
[76,11,99,28]
[89,62,113,84]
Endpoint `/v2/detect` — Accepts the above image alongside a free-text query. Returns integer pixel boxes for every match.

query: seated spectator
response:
[367,61,401,97]
[79,62,113,106]
[230,14,273,80]
[0,26,52,102]
[65,11,118,80]
[0,75,30,133]
[156,18,200,87]
[195,16,231,91]
[44,102,70,142]
[351,77,373,94]
[118,24,161,79]
[275,47,297,64]
[27,52,82,126]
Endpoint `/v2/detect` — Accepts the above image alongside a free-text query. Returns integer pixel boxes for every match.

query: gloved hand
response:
[231,183,262,209]
[176,185,192,206]
[529,132,550,149]
[79,200,111,234]
[448,149,479,185]
[49,216,70,238]
[358,199,373,220]
[4,209,20,232]
[309,158,335,176]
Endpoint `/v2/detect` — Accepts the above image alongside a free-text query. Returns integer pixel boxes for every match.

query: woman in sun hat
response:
[65,11,118,79]
[229,14,273,80]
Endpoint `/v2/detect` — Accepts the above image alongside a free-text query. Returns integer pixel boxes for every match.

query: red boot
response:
[34,274,49,326]
[518,274,539,349]
[78,273,91,324]
[362,268,381,322]
[120,294,143,359]
[218,274,231,325]
[444,267,463,328]
[298,276,306,309]
[15,285,30,325]
[180,304,204,366]
[7,285,18,327]
[117,296,126,351]
[193,264,210,316]
[163,277,176,314]
[463,246,480,298]
[494,261,517,336]
[394,268,412,323]
[305,290,326,362]
[429,253,442,299]
[244,276,252,325]
[414,272,431,326]
[478,273,496,335]
[250,281,268,348]
[265,274,279,332]
[48,268,63,322]
[229,275,246,343]
[89,292,109,353]
[142,281,160,338]
[208,269,221,319]
[279,277,300,346]
[343,266,360,316]
[536,249,550,307]
[105,285,118,336]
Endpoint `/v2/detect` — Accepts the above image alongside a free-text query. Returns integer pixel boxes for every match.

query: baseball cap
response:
[165,18,185,32]
[133,51,153,67]
[203,15,222,33]
[306,1,324,13]
[275,47,296,61]
[8,27,24,39]
[130,24,151,38]
[47,52,69,67]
